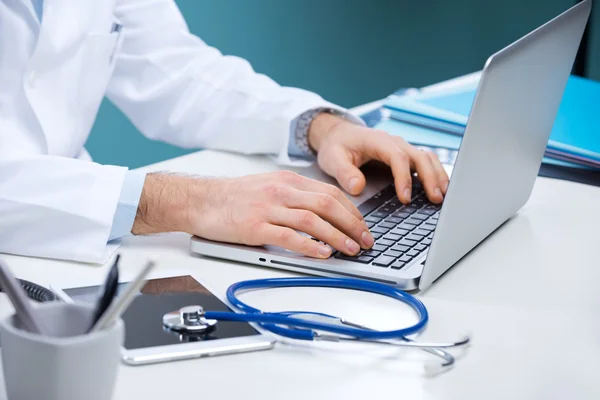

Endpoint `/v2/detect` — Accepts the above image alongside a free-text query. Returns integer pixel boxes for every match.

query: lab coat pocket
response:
[77,31,123,135]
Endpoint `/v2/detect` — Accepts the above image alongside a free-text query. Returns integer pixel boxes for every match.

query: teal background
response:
[86,0,595,169]
[588,0,600,81]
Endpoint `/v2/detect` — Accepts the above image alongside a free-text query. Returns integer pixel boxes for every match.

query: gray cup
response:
[0,302,124,400]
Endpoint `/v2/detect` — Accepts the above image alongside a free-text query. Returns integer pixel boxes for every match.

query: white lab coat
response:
[0,0,342,263]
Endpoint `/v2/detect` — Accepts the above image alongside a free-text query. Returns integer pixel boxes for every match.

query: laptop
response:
[191,0,592,291]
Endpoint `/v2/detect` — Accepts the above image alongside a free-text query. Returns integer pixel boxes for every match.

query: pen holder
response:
[0,302,124,400]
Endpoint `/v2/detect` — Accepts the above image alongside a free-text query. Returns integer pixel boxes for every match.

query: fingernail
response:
[443,181,449,192]
[434,187,442,199]
[345,238,360,254]
[318,245,332,257]
[348,177,359,191]
[403,188,411,202]
[362,231,374,247]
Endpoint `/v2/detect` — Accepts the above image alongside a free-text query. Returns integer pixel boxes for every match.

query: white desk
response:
[2,96,600,399]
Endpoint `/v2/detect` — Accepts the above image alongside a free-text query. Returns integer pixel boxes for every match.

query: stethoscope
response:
[163,277,470,368]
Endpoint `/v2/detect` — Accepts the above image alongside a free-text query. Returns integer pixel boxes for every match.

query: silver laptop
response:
[191,1,591,291]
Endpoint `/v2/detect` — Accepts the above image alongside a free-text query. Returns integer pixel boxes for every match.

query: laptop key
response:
[372,244,388,252]
[365,215,382,223]
[387,196,401,207]
[385,217,403,224]
[371,211,389,218]
[371,232,382,240]
[390,261,406,270]
[398,239,417,247]
[379,205,397,214]
[418,209,436,216]
[398,255,413,263]
[419,223,436,231]
[406,249,419,257]
[383,233,402,242]
[334,254,373,264]
[375,239,396,247]
[412,198,427,206]
[422,238,432,245]
[361,249,381,257]
[413,229,430,237]
[392,211,412,219]
[414,244,427,251]
[357,185,396,216]
[405,234,423,242]
[391,228,410,236]
[405,218,422,226]
[391,244,411,253]
[384,250,403,258]
[371,227,389,235]
[376,239,395,247]
[411,213,428,221]
[373,255,395,267]
[366,221,376,228]
[397,223,415,231]
[403,206,420,213]
[378,222,396,229]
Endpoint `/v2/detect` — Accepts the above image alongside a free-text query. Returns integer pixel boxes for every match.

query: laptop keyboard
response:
[333,182,440,271]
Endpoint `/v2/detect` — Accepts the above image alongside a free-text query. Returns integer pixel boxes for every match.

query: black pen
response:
[87,255,120,333]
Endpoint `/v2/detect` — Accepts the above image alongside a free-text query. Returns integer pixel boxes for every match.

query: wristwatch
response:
[293,107,351,157]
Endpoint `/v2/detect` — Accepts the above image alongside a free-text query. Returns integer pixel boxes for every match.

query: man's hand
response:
[132,172,374,258]
[132,113,449,259]
[308,113,449,204]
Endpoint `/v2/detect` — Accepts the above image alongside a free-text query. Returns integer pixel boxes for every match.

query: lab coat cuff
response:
[108,170,148,241]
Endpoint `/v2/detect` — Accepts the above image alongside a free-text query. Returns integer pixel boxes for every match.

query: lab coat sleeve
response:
[108,170,147,241]
[0,156,127,263]
[107,0,352,166]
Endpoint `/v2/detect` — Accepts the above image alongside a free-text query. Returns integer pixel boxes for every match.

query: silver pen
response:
[0,259,48,335]
[89,261,155,333]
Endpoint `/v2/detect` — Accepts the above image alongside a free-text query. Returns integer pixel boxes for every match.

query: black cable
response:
[0,279,59,302]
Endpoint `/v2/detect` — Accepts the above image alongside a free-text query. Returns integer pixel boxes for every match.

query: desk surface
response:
[2,91,600,399]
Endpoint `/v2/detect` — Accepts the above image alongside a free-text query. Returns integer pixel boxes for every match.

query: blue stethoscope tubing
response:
[201,276,469,367]
[204,277,428,341]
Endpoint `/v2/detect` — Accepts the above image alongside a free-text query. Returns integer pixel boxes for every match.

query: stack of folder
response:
[372,74,600,171]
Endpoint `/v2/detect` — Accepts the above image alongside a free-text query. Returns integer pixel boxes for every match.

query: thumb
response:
[336,162,366,196]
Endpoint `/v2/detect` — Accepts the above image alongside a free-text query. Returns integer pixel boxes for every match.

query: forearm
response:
[131,173,212,235]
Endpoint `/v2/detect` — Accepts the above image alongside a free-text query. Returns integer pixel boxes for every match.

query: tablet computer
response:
[52,274,275,365]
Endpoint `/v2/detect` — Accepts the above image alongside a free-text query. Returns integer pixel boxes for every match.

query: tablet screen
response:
[63,275,260,350]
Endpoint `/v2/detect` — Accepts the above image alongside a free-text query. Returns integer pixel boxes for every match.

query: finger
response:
[320,146,367,196]
[258,223,332,258]
[427,151,450,194]
[335,162,367,196]
[283,189,374,249]
[361,136,413,204]
[270,208,362,256]
[407,149,444,203]
[388,150,414,204]
[279,170,364,222]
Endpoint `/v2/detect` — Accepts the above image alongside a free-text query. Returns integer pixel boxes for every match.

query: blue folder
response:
[384,75,600,167]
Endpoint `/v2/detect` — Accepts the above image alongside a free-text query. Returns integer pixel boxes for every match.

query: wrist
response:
[132,173,209,235]
[307,112,351,152]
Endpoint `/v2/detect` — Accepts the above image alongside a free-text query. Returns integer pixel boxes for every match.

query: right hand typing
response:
[132,171,375,258]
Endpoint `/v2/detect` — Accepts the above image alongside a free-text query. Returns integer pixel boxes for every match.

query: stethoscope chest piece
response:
[162,305,218,333]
